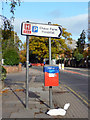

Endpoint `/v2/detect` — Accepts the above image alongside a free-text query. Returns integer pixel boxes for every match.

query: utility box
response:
[43,66,59,86]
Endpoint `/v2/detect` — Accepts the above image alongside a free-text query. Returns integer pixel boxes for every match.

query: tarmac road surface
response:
[32,66,89,105]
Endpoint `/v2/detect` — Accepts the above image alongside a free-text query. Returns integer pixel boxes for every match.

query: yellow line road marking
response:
[64,84,89,106]
[77,92,89,101]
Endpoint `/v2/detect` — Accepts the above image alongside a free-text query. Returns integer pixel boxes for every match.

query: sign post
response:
[26,35,29,109]
[21,21,62,109]
[48,22,52,108]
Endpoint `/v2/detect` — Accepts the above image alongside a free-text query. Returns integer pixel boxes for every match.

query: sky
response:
[0,1,89,43]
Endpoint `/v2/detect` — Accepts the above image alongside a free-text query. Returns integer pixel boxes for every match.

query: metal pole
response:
[48,22,52,108]
[49,86,52,108]
[48,23,51,65]
[26,35,29,109]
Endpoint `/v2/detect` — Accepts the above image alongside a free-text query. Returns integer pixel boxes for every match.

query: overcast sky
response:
[0,1,88,43]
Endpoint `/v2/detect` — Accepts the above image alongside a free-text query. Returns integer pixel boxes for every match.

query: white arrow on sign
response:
[21,22,62,38]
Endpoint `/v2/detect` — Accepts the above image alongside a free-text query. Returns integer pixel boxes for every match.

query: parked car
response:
[28,63,32,67]
[23,63,32,67]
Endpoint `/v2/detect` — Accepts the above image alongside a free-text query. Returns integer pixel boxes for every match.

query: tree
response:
[0,1,22,66]
[76,30,86,54]
[3,47,20,66]
[29,37,49,61]
[1,0,21,33]
[64,49,72,58]
[21,25,73,63]
[19,49,26,63]
[2,29,22,57]
[28,25,73,61]
[3,0,21,21]
[83,48,89,58]
[73,49,83,61]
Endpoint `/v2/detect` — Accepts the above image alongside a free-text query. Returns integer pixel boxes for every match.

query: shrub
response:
[3,47,20,66]
[0,65,7,81]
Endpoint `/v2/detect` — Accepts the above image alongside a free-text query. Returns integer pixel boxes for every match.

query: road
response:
[6,66,89,105]
[32,66,89,105]
[2,66,89,118]
[60,70,88,99]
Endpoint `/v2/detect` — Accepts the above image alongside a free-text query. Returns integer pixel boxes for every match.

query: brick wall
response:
[3,63,22,73]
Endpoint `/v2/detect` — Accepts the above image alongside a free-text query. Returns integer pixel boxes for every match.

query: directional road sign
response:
[21,22,62,38]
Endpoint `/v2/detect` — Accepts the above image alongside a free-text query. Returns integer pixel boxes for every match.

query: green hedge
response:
[0,65,7,81]
[3,47,20,66]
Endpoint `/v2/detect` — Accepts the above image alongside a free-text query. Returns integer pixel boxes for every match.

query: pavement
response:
[63,66,89,74]
[0,67,89,119]
[65,67,89,71]
[59,66,89,77]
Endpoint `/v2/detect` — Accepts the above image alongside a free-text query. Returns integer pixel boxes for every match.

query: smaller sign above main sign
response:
[21,22,62,38]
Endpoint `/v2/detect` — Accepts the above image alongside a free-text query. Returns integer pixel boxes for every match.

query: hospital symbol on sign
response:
[23,24,31,34]
[24,24,31,30]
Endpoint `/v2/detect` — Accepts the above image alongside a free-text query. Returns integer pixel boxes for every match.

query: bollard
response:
[62,64,64,70]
